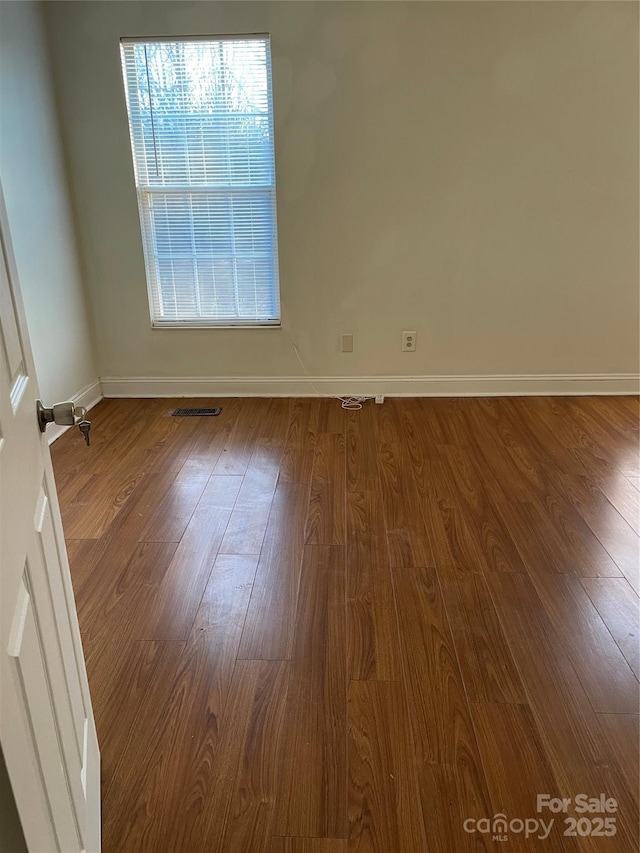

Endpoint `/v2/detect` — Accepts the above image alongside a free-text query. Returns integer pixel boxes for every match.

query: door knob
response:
[36,400,91,446]
[36,400,87,432]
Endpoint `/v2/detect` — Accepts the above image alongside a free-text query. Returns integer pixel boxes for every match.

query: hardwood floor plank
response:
[77,540,178,642]
[347,566,396,684]
[598,473,640,535]
[101,553,257,852]
[279,398,320,485]
[506,397,593,476]
[597,713,640,798]
[82,639,173,788]
[581,577,640,679]
[440,446,528,572]
[163,658,289,853]
[346,490,400,682]
[144,476,243,640]
[393,398,446,479]
[566,397,638,456]
[484,571,639,851]
[392,566,492,851]
[485,571,608,767]
[255,397,293,443]
[220,438,284,555]
[70,470,184,641]
[420,458,524,574]
[556,474,640,590]
[209,661,289,853]
[100,640,187,849]
[274,545,347,839]
[377,443,432,567]
[496,498,622,578]
[139,458,215,542]
[437,564,526,703]
[430,398,473,448]
[614,395,640,420]
[269,839,346,853]
[238,481,310,659]
[142,403,214,475]
[417,463,484,571]
[306,433,346,545]
[346,404,379,492]
[57,410,187,538]
[348,680,426,852]
[158,555,263,852]
[52,399,156,490]
[345,489,386,542]
[212,397,266,476]
[470,702,579,853]
[316,398,347,435]
[529,571,639,713]
[64,537,102,606]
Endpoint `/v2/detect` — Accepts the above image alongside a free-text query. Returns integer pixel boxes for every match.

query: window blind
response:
[120,36,280,326]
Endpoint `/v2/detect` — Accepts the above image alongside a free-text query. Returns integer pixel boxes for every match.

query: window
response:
[120,35,280,327]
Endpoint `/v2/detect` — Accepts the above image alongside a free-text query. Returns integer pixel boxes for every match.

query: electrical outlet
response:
[341,333,354,353]
[402,331,417,352]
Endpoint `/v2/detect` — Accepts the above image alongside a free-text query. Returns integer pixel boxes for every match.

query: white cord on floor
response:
[337,396,369,410]
[291,342,373,410]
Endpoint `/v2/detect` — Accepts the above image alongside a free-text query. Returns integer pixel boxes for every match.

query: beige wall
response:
[43,1,638,385]
[0,1,98,404]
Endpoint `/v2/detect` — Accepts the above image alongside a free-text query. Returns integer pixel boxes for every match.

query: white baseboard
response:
[100,373,639,399]
[47,379,103,445]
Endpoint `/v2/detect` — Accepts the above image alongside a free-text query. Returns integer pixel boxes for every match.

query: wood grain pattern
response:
[392,566,493,851]
[556,473,640,591]
[470,702,579,853]
[51,396,639,853]
[496,498,621,579]
[238,481,310,659]
[581,577,640,679]
[436,564,525,703]
[346,491,400,681]
[598,472,640,535]
[306,433,346,545]
[213,659,290,853]
[212,397,265,476]
[484,572,640,852]
[279,398,320,484]
[275,545,347,839]
[484,571,609,768]
[597,713,640,797]
[346,404,379,492]
[220,438,284,555]
[348,680,426,852]
[529,571,639,713]
[82,639,172,786]
[269,839,346,853]
[102,553,257,851]
[377,442,433,567]
[145,475,243,640]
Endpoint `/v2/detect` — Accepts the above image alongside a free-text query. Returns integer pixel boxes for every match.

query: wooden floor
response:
[51,396,639,853]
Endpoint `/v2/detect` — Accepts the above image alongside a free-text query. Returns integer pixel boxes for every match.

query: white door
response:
[0,183,100,851]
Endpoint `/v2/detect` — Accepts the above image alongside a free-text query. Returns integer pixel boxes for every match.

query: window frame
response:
[120,33,281,329]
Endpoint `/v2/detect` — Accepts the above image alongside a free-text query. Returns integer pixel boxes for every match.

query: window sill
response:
[151,321,282,330]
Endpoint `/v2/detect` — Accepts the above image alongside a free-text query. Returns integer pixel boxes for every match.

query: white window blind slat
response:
[120,36,280,326]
